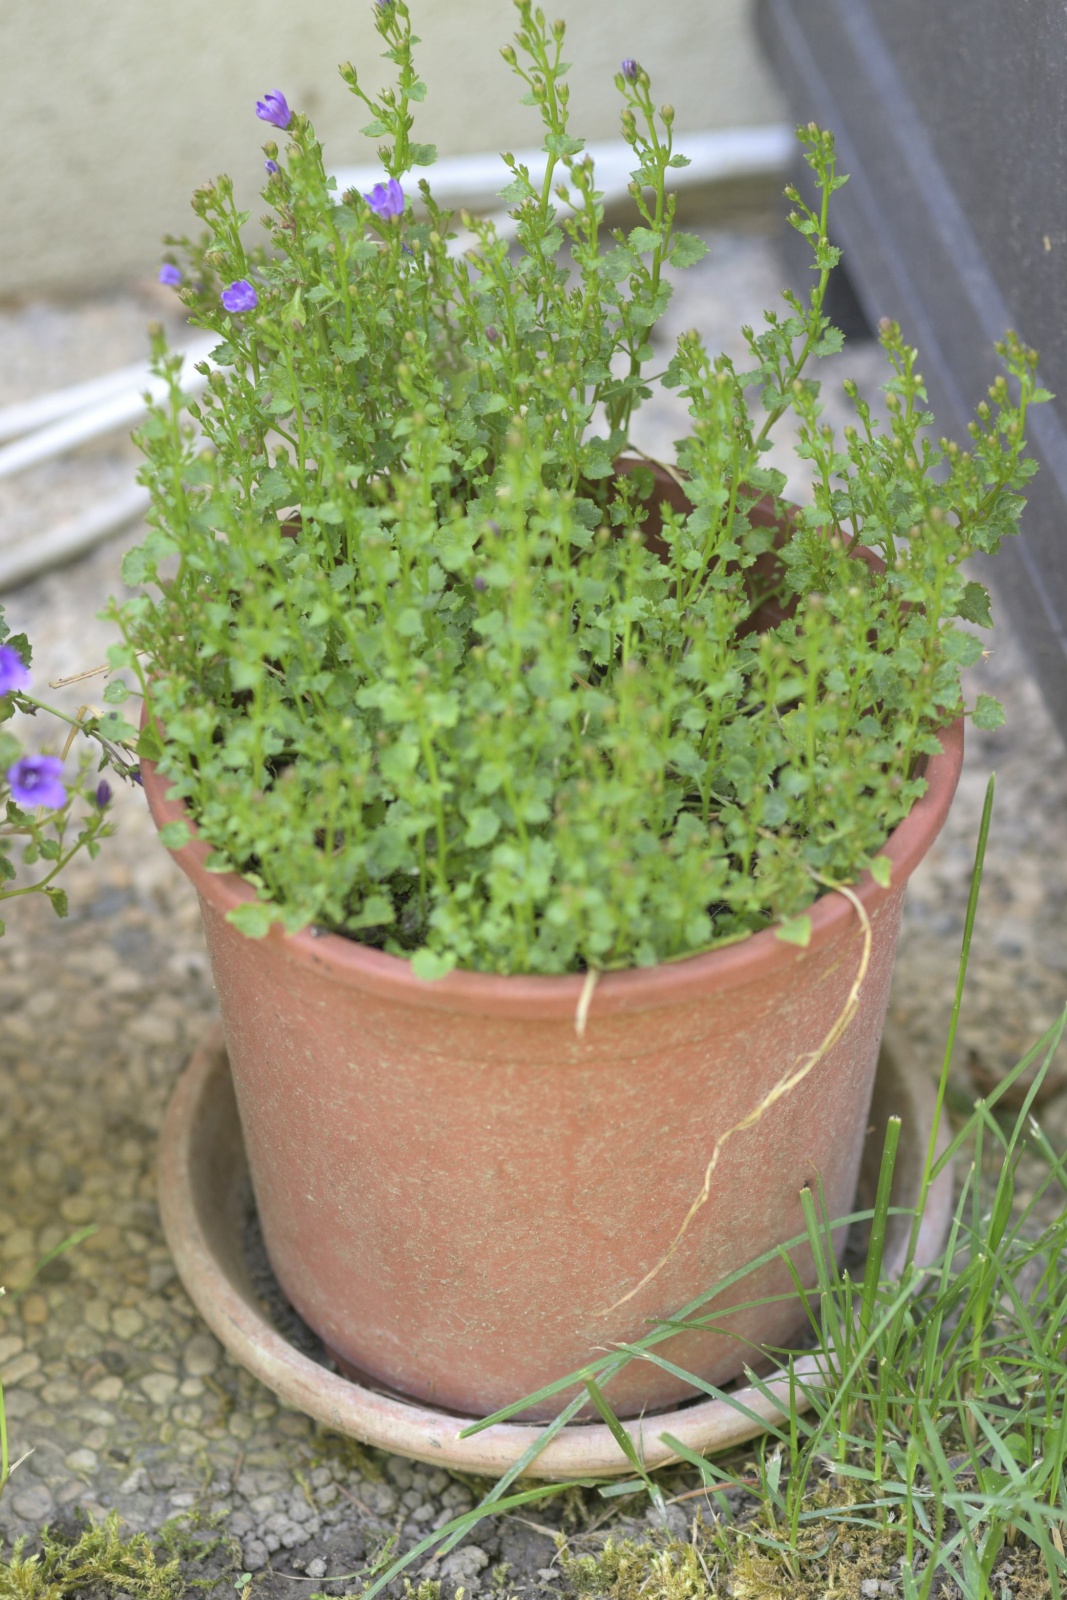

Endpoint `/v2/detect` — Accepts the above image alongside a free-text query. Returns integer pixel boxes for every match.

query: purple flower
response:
[255,90,291,130]
[264,159,280,175]
[158,263,182,288]
[94,779,113,809]
[621,58,639,81]
[364,177,405,220]
[221,279,258,314]
[7,755,66,811]
[0,645,30,696]
[473,574,487,592]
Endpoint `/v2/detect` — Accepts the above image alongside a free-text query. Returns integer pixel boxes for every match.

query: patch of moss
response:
[309,1425,387,1483]
[560,1535,712,1599]
[0,1512,184,1600]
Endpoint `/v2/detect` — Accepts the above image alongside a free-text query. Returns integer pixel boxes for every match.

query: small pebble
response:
[111,1307,144,1338]
[11,1485,54,1522]
[139,1372,179,1406]
[183,1332,221,1376]
[20,1293,49,1325]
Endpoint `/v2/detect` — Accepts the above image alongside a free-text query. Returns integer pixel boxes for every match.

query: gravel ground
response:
[0,220,1065,1597]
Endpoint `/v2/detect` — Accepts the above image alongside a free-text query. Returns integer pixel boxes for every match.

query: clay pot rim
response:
[142,714,962,1018]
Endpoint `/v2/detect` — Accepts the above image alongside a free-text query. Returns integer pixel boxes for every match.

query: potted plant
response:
[113,0,1043,1421]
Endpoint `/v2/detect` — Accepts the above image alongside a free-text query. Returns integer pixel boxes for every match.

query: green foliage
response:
[561,1535,709,1598]
[0,1514,183,1600]
[0,607,127,933]
[116,0,1046,976]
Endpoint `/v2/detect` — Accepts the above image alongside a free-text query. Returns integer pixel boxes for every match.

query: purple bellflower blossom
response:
[264,159,280,175]
[255,90,291,129]
[364,177,405,219]
[0,645,30,697]
[158,263,182,288]
[94,779,113,809]
[221,279,259,314]
[621,58,639,81]
[7,754,66,811]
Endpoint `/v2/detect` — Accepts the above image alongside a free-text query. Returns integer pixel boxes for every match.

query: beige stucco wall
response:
[2,2,784,300]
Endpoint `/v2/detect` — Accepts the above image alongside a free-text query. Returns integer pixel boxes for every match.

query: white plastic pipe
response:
[331,124,795,212]
[0,341,212,446]
[0,484,151,593]
[0,337,216,482]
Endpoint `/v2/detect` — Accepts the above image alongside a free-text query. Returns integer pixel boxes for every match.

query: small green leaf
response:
[775,914,812,947]
[669,232,709,268]
[812,325,845,356]
[99,711,139,743]
[281,288,305,327]
[628,226,661,255]
[410,947,455,982]
[463,806,501,848]
[349,893,394,928]
[158,820,192,850]
[137,721,164,763]
[581,438,615,479]
[102,679,130,704]
[972,694,1005,730]
[957,580,993,628]
[869,856,892,889]
[226,901,278,939]
[545,132,585,158]
[45,886,69,919]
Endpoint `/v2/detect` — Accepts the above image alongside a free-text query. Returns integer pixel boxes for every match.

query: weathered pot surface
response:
[157,1018,952,1475]
[143,710,963,1420]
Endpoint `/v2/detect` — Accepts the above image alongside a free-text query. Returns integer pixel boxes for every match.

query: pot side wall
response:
[197,878,903,1419]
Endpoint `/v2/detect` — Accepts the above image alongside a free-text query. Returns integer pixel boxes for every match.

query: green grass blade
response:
[860,1115,901,1343]
[908,771,995,1269]
[357,1480,587,1600]
[583,1377,661,1506]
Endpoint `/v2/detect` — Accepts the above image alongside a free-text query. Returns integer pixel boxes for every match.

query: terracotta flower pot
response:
[143,713,961,1421]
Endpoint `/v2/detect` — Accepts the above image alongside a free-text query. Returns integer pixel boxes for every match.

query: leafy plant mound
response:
[115,0,1045,977]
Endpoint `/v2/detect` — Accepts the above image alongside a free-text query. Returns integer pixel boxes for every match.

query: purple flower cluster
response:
[7,754,65,811]
[364,177,404,220]
[255,90,292,130]
[221,279,259,314]
[0,645,30,697]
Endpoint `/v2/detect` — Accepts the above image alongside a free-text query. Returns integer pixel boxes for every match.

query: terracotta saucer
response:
[157,1022,953,1480]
